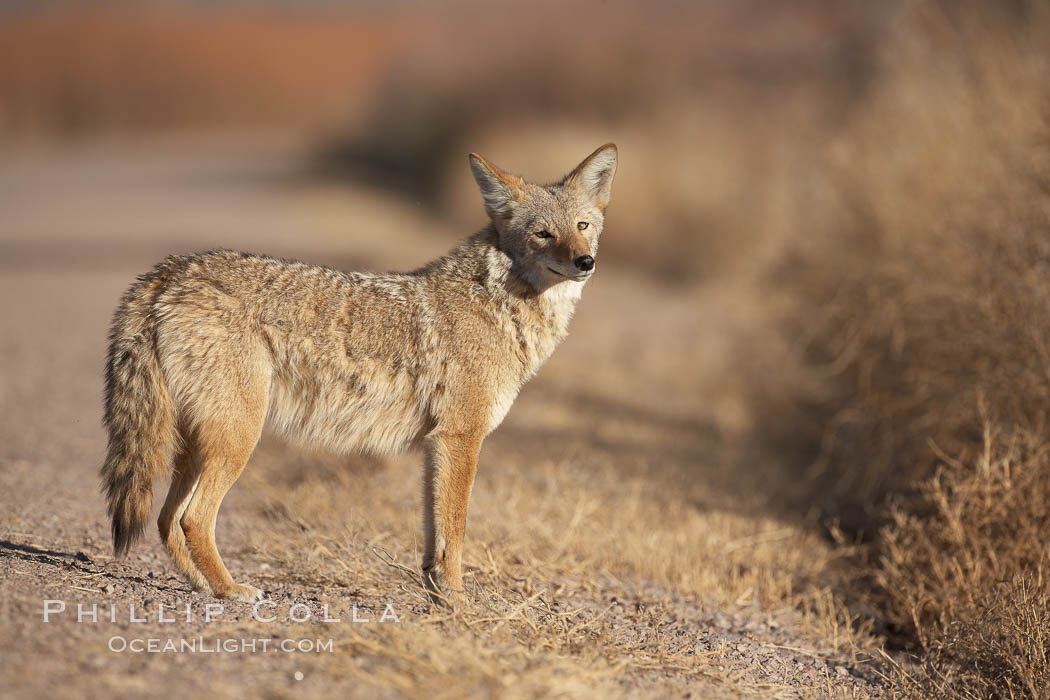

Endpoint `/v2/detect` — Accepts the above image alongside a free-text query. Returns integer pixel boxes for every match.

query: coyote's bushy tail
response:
[101,275,178,557]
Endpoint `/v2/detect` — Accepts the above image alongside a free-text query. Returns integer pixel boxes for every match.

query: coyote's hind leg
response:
[180,414,266,602]
[158,442,211,593]
[175,352,269,603]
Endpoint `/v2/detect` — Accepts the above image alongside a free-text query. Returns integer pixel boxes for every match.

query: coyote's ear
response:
[469,153,524,220]
[564,143,617,210]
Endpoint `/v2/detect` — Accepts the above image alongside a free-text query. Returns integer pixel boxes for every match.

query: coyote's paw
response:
[218,583,264,603]
[422,566,466,608]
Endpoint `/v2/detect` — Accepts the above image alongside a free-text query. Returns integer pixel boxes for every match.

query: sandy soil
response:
[0,136,887,698]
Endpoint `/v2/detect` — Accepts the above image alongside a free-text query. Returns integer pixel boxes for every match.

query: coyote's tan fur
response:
[101,144,617,603]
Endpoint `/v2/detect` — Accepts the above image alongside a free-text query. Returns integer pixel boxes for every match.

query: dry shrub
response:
[751,1,1050,693]
[877,422,1050,697]
[755,0,1050,525]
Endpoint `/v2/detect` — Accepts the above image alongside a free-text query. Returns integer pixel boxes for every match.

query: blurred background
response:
[0,0,900,279]
[2,0,1050,695]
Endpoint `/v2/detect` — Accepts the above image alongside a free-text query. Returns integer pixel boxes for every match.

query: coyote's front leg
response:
[422,431,482,605]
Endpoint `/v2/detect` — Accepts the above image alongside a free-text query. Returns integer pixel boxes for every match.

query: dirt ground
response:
[0,135,888,698]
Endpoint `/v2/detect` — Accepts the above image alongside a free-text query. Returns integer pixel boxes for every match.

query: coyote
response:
[101,144,617,603]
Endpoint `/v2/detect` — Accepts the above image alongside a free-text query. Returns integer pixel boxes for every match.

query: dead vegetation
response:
[751,2,1050,694]
[876,423,1050,697]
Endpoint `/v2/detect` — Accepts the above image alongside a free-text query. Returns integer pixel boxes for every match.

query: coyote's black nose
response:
[574,255,595,272]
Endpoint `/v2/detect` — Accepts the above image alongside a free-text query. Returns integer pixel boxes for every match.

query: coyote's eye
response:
[534,230,553,239]
[577,221,589,231]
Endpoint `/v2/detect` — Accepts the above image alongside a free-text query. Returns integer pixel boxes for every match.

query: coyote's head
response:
[469,144,617,290]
